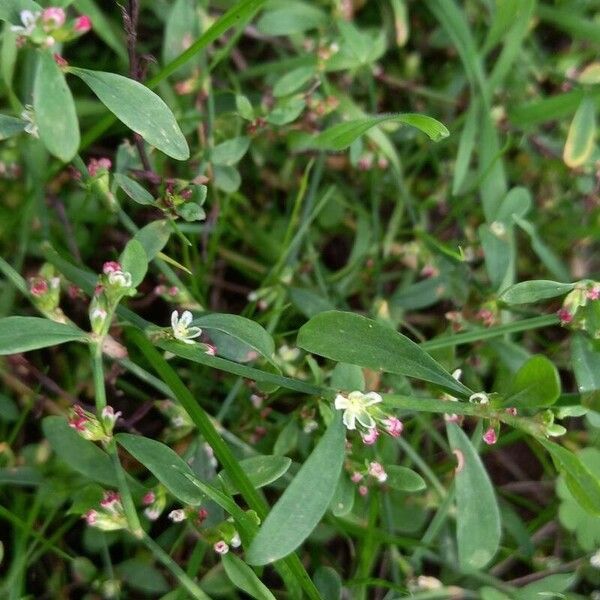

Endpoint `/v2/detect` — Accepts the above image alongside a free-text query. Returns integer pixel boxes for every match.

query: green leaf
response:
[330,363,364,391]
[267,96,306,126]
[572,334,600,393]
[213,165,241,193]
[114,173,155,205]
[447,423,501,569]
[256,1,326,36]
[385,465,426,493]
[564,96,596,168]
[314,567,342,600]
[246,416,346,565]
[119,239,148,288]
[70,68,189,160]
[133,220,172,260]
[194,313,276,363]
[0,317,87,355]
[33,51,80,162]
[273,66,315,97]
[452,99,479,195]
[513,573,576,599]
[0,113,25,140]
[217,456,291,495]
[309,113,449,151]
[42,417,117,486]
[297,311,471,397]
[116,433,204,505]
[329,473,354,517]
[236,94,254,120]
[539,437,600,515]
[117,559,170,595]
[506,355,561,408]
[222,554,276,600]
[163,0,200,76]
[500,280,575,305]
[211,136,250,166]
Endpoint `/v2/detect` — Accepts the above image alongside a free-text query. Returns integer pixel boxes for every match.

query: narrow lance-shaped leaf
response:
[246,416,346,565]
[114,173,155,206]
[116,434,204,505]
[309,113,449,151]
[0,317,87,355]
[500,280,575,305]
[563,96,596,168]
[297,311,472,397]
[69,68,189,160]
[447,423,501,570]
[33,50,80,161]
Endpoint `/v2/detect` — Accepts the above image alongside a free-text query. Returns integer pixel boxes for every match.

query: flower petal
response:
[186,327,202,338]
[355,410,376,429]
[180,310,193,327]
[171,310,179,330]
[342,410,356,430]
[363,392,382,406]
[334,394,349,410]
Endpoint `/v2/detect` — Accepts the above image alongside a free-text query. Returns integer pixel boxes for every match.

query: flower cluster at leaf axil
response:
[28,263,67,323]
[557,280,600,338]
[84,491,127,532]
[68,404,120,443]
[89,261,136,337]
[11,8,91,48]
[334,390,403,444]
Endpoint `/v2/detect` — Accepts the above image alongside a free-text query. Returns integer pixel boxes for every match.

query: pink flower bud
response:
[351,471,363,483]
[74,15,92,33]
[358,485,368,496]
[197,508,208,522]
[88,157,111,177]
[142,491,156,506]
[384,417,403,437]
[205,344,217,356]
[483,427,497,445]
[53,53,68,68]
[361,428,379,445]
[84,509,97,525]
[368,461,388,483]
[42,7,66,28]
[505,407,517,416]
[100,490,120,509]
[29,278,48,297]
[587,286,600,301]
[168,286,179,297]
[102,261,121,275]
[557,307,572,324]
[214,540,229,555]
[168,509,186,522]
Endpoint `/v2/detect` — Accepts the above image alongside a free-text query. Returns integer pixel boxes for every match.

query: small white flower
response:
[368,461,388,483]
[230,533,241,548]
[10,10,39,35]
[108,270,132,288]
[214,540,229,555]
[591,549,600,569]
[168,509,186,522]
[469,392,489,405]
[171,310,202,344]
[144,507,161,521]
[334,391,382,430]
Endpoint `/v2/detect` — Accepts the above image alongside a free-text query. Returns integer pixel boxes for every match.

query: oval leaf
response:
[133,220,172,260]
[70,68,189,160]
[506,355,561,408]
[297,311,471,397]
[0,317,87,355]
[42,417,117,486]
[222,554,276,600]
[447,423,501,570]
[119,239,148,288]
[563,96,596,168]
[246,416,345,565]
[34,51,80,161]
[501,280,575,305]
[218,455,291,495]
[310,113,449,151]
[116,433,203,505]
[386,465,426,493]
[114,173,155,205]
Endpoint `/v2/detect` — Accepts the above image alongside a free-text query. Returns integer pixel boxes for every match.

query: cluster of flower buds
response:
[68,404,121,443]
[84,490,127,531]
[11,8,91,48]
[28,264,67,322]
[557,280,600,338]
[83,157,117,211]
[248,268,293,312]
[141,488,166,521]
[349,460,389,496]
[158,180,207,222]
[334,390,404,445]
[88,261,135,337]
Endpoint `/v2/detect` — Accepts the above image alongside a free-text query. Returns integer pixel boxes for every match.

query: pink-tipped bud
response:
[351,471,363,483]
[483,427,497,445]
[88,157,111,177]
[205,344,217,356]
[358,485,368,496]
[557,307,573,324]
[42,7,66,28]
[168,286,179,297]
[102,261,121,275]
[384,417,403,437]
[361,428,379,446]
[214,540,229,555]
[142,491,156,506]
[505,407,517,416]
[84,509,97,525]
[168,509,186,522]
[74,15,92,33]
[368,461,388,483]
[197,508,208,522]
[53,53,68,68]
[29,278,48,297]
[587,286,600,301]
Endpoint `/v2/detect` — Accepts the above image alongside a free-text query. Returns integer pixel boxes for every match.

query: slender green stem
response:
[142,534,211,600]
